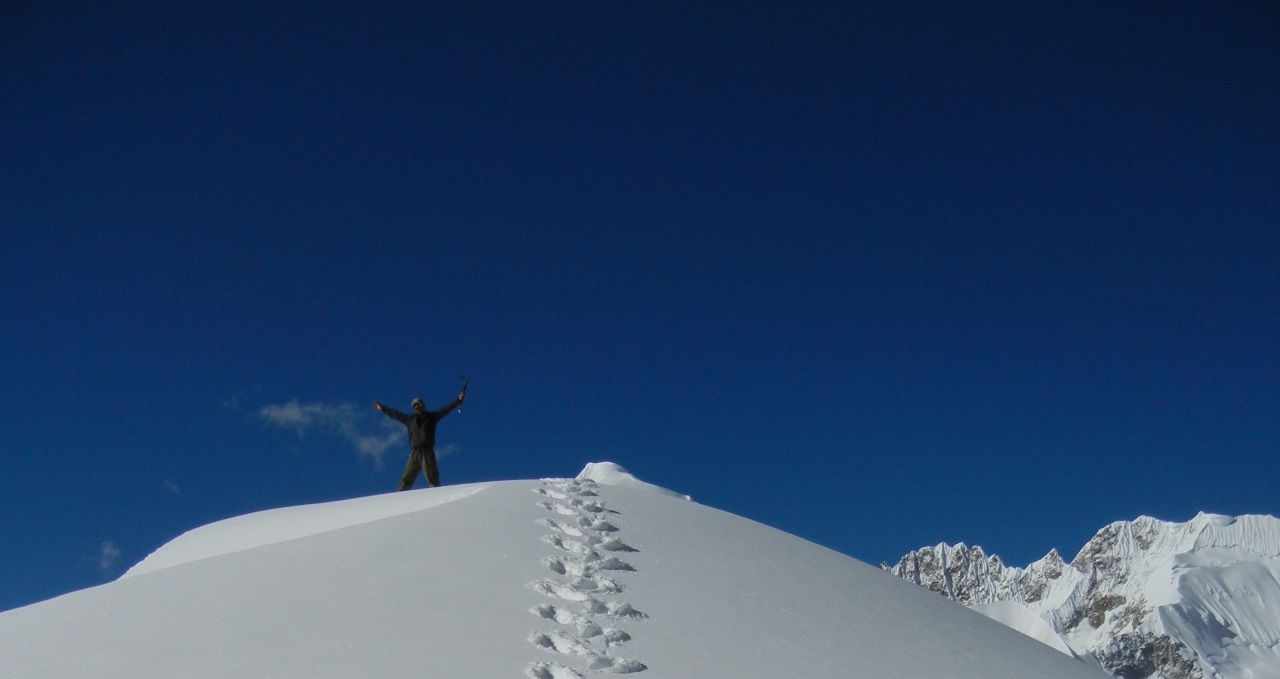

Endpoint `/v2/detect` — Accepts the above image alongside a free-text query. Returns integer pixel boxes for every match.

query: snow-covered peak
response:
[1071,513,1279,572]
[575,461,692,500]
[2,469,1104,679]
[1189,513,1280,556]
[890,513,1280,679]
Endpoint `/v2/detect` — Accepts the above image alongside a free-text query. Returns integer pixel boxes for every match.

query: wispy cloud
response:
[97,541,122,575]
[162,479,181,495]
[259,400,403,467]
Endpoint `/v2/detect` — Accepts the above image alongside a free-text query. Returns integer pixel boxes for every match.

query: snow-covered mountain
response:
[0,462,1106,678]
[887,513,1280,679]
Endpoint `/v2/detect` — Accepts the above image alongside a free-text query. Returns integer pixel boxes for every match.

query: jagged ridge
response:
[887,513,1280,679]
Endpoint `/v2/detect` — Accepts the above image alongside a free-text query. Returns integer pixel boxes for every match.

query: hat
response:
[411,398,425,408]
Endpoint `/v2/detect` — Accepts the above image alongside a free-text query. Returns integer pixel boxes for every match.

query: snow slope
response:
[973,600,1077,657]
[1,463,1106,679]
[889,513,1280,679]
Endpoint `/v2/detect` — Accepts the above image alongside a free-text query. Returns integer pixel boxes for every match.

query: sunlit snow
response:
[1,463,1106,679]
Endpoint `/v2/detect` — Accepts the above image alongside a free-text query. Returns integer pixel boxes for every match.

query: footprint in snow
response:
[544,555,635,577]
[586,655,647,674]
[545,531,639,554]
[526,662,584,679]
[534,487,573,501]
[531,606,633,646]
[530,630,595,657]
[541,479,599,496]
[541,515,621,537]
[543,534,595,556]
[586,519,619,533]
[531,575,624,597]
[530,632,646,674]
[567,498,614,515]
[537,501,578,517]
[583,598,647,620]
[598,537,638,553]
[529,478,646,673]
[532,603,589,626]
[530,578,592,603]
[538,518,587,538]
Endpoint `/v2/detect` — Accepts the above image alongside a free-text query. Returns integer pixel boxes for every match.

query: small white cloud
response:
[259,400,333,435]
[260,400,404,467]
[356,429,404,464]
[162,479,181,495]
[97,541,122,574]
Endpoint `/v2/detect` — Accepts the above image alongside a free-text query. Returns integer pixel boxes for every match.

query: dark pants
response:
[398,446,439,490]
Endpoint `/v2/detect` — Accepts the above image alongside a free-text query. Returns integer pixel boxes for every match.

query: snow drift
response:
[0,463,1105,678]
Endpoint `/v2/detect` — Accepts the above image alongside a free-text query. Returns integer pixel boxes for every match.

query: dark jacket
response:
[379,397,462,450]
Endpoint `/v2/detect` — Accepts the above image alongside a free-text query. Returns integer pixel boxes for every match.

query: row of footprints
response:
[526,478,647,678]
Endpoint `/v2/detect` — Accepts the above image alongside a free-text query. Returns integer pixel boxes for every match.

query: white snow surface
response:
[973,600,1077,657]
[575,461,692,500]
[123,484,487,578]
[1,462,1106,679]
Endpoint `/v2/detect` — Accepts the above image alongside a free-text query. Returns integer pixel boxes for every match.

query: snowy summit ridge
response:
[575,461,692,500]
[0,461,1105,679]
[888,513,1280,679]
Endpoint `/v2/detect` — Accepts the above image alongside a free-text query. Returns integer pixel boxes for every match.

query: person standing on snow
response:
[374,384,466,490]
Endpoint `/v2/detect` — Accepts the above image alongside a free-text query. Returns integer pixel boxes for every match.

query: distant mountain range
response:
[887,513,1280,679]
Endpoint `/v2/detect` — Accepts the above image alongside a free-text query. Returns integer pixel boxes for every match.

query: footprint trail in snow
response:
[525,478,647,677]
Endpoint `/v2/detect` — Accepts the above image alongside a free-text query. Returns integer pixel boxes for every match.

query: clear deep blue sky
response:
[2,2,1278,612]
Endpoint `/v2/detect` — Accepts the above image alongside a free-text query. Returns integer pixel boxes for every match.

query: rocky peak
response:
[888,514,1280,679]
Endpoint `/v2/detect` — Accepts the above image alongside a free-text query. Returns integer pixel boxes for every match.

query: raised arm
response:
[433,390,465,420]
[374,401,411,424]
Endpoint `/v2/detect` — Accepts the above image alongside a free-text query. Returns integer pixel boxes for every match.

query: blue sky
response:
[2,2,1277,612]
